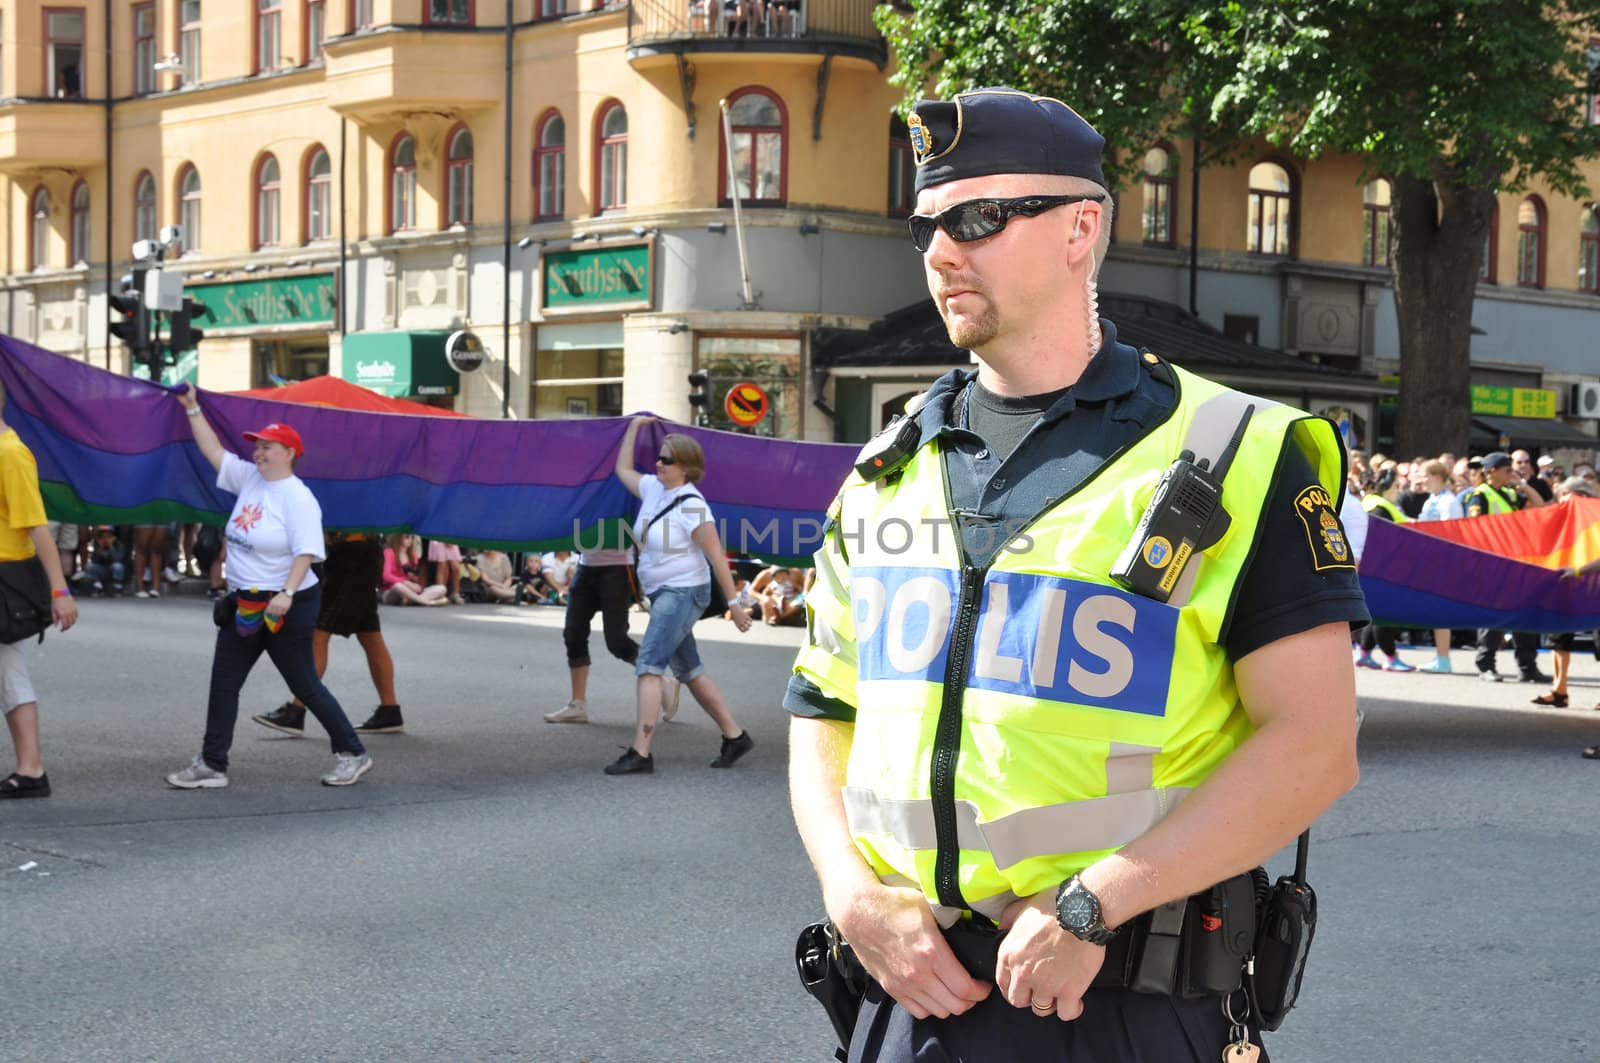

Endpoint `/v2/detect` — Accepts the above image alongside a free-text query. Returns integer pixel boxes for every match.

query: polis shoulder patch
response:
[1292,485,1355,571]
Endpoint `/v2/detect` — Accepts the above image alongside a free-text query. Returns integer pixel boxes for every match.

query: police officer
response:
[1467,451,1547,684]
[785,88,1367,1062]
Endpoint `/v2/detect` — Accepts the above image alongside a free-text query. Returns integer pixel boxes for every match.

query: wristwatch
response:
[1055,874,1117,945]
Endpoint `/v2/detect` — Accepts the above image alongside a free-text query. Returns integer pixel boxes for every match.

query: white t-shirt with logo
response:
[633,475,712,595]
[217,452,325,593]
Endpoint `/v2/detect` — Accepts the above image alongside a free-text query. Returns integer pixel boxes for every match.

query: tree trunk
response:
[1388,175,1496,458]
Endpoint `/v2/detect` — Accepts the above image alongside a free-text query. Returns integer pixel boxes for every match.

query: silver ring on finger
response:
[1030,997,1055,1014]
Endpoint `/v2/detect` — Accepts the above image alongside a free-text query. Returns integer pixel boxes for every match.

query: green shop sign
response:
[1471,385,1557,419]
[341,331,458,397]
[185,273,337,331]
[542,243,652,313]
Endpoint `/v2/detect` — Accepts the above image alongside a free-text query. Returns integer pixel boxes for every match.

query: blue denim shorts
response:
[636,583,710,681]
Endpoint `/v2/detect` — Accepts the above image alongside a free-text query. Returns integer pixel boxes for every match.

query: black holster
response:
[795,921,868,1062]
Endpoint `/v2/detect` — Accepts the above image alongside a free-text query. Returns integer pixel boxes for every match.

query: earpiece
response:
[1072,202,1086,241]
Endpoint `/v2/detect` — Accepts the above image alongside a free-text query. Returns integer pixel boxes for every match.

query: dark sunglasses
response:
[907,194,1104,252]
[656,454,677,465]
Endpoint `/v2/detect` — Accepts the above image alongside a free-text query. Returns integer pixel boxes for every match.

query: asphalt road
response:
[3,597,1598,1062]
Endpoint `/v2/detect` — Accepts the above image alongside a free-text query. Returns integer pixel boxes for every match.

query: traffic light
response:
[169,296,208,352]
[108,270,152,367]
[687,370,712,425]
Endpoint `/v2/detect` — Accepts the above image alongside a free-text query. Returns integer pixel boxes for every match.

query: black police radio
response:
[1111,405,1255,603]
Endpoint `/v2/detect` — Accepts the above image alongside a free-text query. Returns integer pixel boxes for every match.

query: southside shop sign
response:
[186,273,337,331]
[541,243,652,313]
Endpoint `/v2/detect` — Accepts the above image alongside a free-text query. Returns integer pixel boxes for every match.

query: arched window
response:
[1581,206,1600,294]
[178,165,201,254]
[1480,201,1499,283]
[596,102,627,212]
[1362,179,1392,267]
[720,88,786,207]
[255,155,281,248]
[390,133,416,232]
[887,113,913,216]
[534,110,565,220]
[1247,161,1293,256]
[305,146,332,242]
[1141,144,1176,246]
[29,188,50,270]
[446,126,474,226]
[71,181,90,264]
[134,171,157,243]
[1517,196,1545,288]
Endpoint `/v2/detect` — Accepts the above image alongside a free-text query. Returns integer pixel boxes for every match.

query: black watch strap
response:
[1056,874,1117,946]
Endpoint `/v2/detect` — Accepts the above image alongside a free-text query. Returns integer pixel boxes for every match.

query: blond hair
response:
[661,433,705,483]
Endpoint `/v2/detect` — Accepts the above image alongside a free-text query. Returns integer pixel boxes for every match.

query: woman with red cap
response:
[164,384,372,789]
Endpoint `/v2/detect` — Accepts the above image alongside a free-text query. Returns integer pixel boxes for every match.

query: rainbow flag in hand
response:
[233,591,284,637]
[0,334,857,564]
[1360,499,1600,632]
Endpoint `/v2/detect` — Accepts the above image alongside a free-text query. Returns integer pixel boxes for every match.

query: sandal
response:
[0,771,50,799]
[1583,746,1600,760]
[1532,692,1569,707]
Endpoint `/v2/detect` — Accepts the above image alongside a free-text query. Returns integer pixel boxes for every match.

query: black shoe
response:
[252,702,306,737]
[604,747,654,775]
[1519,670,1554,684]
[355,705,405,734]
[710,730,754,769]
[206,587,225,601]
[0,772,50,799]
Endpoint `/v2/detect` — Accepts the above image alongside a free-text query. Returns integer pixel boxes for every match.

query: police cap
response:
[909,88,1106,195]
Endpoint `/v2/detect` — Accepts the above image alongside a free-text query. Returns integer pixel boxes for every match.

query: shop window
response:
[306,0,325,61]
[255,155,281,248]
[45,8,85,97]
[534,110,565,220]
[29,187,49,270]
[1582,206,1600,293]
[1480,201,1498,283]
[694,334,802,441]
[427,0,471,24]
[134,171,157,242]
[177,164,201,254]
[133,4,155,94]
[1362,179,1392,267]
[1246,160,1293,256]
[305,146,332,242]
[446,126,474,226]
[350,0,372,29]
[1517,196,1545,288]
[1141,145,1176,246]
[887,114,913,217]
[596,102,627,212]
[719,88,786,207]
[70,180,89,264]
[256,0,281,72]
[390,133,416,232]
[179,0,201,84]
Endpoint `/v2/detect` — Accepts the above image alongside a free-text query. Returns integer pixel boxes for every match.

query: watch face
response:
[1062,890,1096,929]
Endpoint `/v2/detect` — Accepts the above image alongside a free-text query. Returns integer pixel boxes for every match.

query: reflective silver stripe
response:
[1106,741,1159,794]
[846,785,1191,872]
[881,874,1018,926]
[1168,387,1281,608]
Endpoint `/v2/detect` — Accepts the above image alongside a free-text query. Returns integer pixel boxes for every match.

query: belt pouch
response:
[795,922,867,1060]
[1128,898,1185,995]
[1180,873,1256,997]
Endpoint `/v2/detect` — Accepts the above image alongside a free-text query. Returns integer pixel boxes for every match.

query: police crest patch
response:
[907,112,931,163]
[1292,485,1356,571]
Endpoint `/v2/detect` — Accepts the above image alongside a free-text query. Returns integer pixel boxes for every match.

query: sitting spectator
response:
[427,538,465,605]
[81,525,128,595]
[540,549,578,604]
[758,565,808,626]
[381,533,446,606]
[476,549,519,603]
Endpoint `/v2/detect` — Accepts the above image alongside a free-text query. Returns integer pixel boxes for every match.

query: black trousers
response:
[561,564,639,669]
[847,981,1268,1063]
[1358,622,1397,657]
[1475,629,1539,676]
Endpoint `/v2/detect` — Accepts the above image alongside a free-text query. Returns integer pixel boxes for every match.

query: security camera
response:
[159,224,184,246]
[131,239,159,262]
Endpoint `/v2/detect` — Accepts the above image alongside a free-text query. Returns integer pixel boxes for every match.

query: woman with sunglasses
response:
[603,415,754,775]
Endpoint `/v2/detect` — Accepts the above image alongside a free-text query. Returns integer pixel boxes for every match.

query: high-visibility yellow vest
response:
[1362,494,1409,523]
[1470,483,1516,515]
[795,365,1347,924]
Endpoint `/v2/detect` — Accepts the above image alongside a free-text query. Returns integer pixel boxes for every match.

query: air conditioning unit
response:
[1574,381,1600,420]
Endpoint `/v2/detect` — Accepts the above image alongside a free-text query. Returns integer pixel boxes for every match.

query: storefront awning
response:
[341,331,457,397]
[1470,414,1598,453]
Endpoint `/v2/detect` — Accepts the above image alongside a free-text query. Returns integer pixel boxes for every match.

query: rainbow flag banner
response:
[0,335,857,563]
[1359,501,1600,632]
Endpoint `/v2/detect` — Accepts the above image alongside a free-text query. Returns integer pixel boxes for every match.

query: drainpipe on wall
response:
[103,0,114,369]
[501,0,513,418]
[338,116,347,337]
[1189,134,1200,318]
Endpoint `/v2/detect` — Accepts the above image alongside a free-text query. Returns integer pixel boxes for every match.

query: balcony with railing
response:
[627,0,886,66]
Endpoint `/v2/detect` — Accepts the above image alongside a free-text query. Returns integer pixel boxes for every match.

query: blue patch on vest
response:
[853,567,1178,716]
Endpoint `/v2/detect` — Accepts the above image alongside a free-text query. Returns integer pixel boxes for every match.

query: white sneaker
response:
[660,677,682,722]
[166,754,228,789]
[544,699,588,724]
[163,566,182,583]
[134,590,151,599]
[321,752,373,787]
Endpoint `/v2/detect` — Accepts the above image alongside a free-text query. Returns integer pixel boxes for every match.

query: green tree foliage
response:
[879,1,1600,455]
